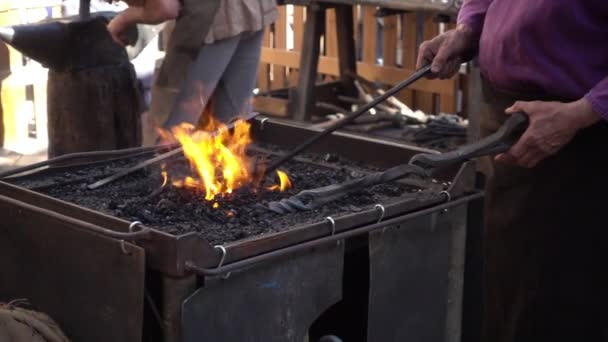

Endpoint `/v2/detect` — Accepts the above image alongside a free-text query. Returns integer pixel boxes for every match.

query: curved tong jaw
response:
[267,164,427,214]
[408,112,529,171]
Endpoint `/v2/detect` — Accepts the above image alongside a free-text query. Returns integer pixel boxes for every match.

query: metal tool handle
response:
[265,65,433,175]
[409,112,529,170]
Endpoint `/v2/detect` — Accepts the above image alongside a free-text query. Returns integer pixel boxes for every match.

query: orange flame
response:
[158,86,291,206]
[164,114,256,202]
[161,171,168,187]
[267,170,292,192]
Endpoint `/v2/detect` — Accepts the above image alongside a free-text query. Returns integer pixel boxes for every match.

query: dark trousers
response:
[479,81,608,342]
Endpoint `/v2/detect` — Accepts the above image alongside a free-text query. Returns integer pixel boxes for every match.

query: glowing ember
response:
[267,170,292,192]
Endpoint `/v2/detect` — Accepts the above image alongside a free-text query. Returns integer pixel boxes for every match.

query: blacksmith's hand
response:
[496,98,601,168]
[416,24,478,79]
[107,17,130,46]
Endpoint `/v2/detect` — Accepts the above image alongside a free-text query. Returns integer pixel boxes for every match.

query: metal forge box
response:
[0,116,482,342]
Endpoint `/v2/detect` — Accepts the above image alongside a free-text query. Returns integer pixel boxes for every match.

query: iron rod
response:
[0,195,153,240]
[265,65,432,174]
[0,144,175,179]
[186,192,482,276]
[87,112,259,190]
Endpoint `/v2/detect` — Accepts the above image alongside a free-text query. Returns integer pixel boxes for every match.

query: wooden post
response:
[79,0,90,18]
[417,14,438,114]
[257,27,271,93]
[400,12,417,106]
[288,6,305,86]
[290,4,325,121]
[272,6,288,90]
[335,4,357,97]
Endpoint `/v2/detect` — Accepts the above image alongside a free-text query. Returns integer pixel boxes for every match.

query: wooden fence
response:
[257,5,466,116]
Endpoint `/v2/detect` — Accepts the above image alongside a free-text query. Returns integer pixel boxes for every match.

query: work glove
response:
[416,24,479,79]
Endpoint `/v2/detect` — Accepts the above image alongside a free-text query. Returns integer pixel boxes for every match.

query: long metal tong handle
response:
[409,112,529,170]
[265,65,433,175]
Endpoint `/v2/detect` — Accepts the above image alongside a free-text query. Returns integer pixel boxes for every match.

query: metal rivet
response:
[439,190,451,202]
[374,204,385,223]
[260,117,269,130]
[129,221,142,232]
[214,245,227,268]
[325,216,336,235]
[213,245,232,280]
[120,240,131,255]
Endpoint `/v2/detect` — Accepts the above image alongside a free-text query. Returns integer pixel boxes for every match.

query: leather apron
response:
[479,80,608,342]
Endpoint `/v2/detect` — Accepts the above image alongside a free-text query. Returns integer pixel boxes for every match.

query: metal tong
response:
[263,65,433,177]
[268,112,529,214]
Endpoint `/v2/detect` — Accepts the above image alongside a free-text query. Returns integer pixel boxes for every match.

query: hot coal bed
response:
[0,117,483,342]
[12,147,421,245]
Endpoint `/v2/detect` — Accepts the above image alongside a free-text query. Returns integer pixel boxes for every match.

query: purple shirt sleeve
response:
[585,77,608,121]
[457,0,493,34]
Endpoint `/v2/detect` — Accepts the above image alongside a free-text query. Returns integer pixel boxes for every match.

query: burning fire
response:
[159,112,292,203]
[170,117,252,201]
[161,171,168,187]
[267,170,292,192]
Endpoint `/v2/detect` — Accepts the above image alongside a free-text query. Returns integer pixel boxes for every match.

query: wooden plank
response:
[400,12,417,105]
[382,15,398,67]
[260,48,458,96]
[353,5,360,56]
[417,14,438,114]
[252,96,289,117]
[271,6,288,90]
[290,5,325,121]
[324,8,338,82]
[325,9,338,59]
[257,27,271,92]
[288,6,306,86]
[362,7,377,64]
[382,14,398,107]
[335,4,357,96]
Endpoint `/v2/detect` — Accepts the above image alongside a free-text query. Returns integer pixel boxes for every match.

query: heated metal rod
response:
[87,112,260,190]
[186,192,482,277]
[264,65,432,175]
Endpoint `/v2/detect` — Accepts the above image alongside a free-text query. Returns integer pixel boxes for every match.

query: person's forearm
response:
[115,0,179,27]
[457,0,493,36]
[584,76,608,123]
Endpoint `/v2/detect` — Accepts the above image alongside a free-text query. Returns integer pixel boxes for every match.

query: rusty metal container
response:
[0,116,482,342]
